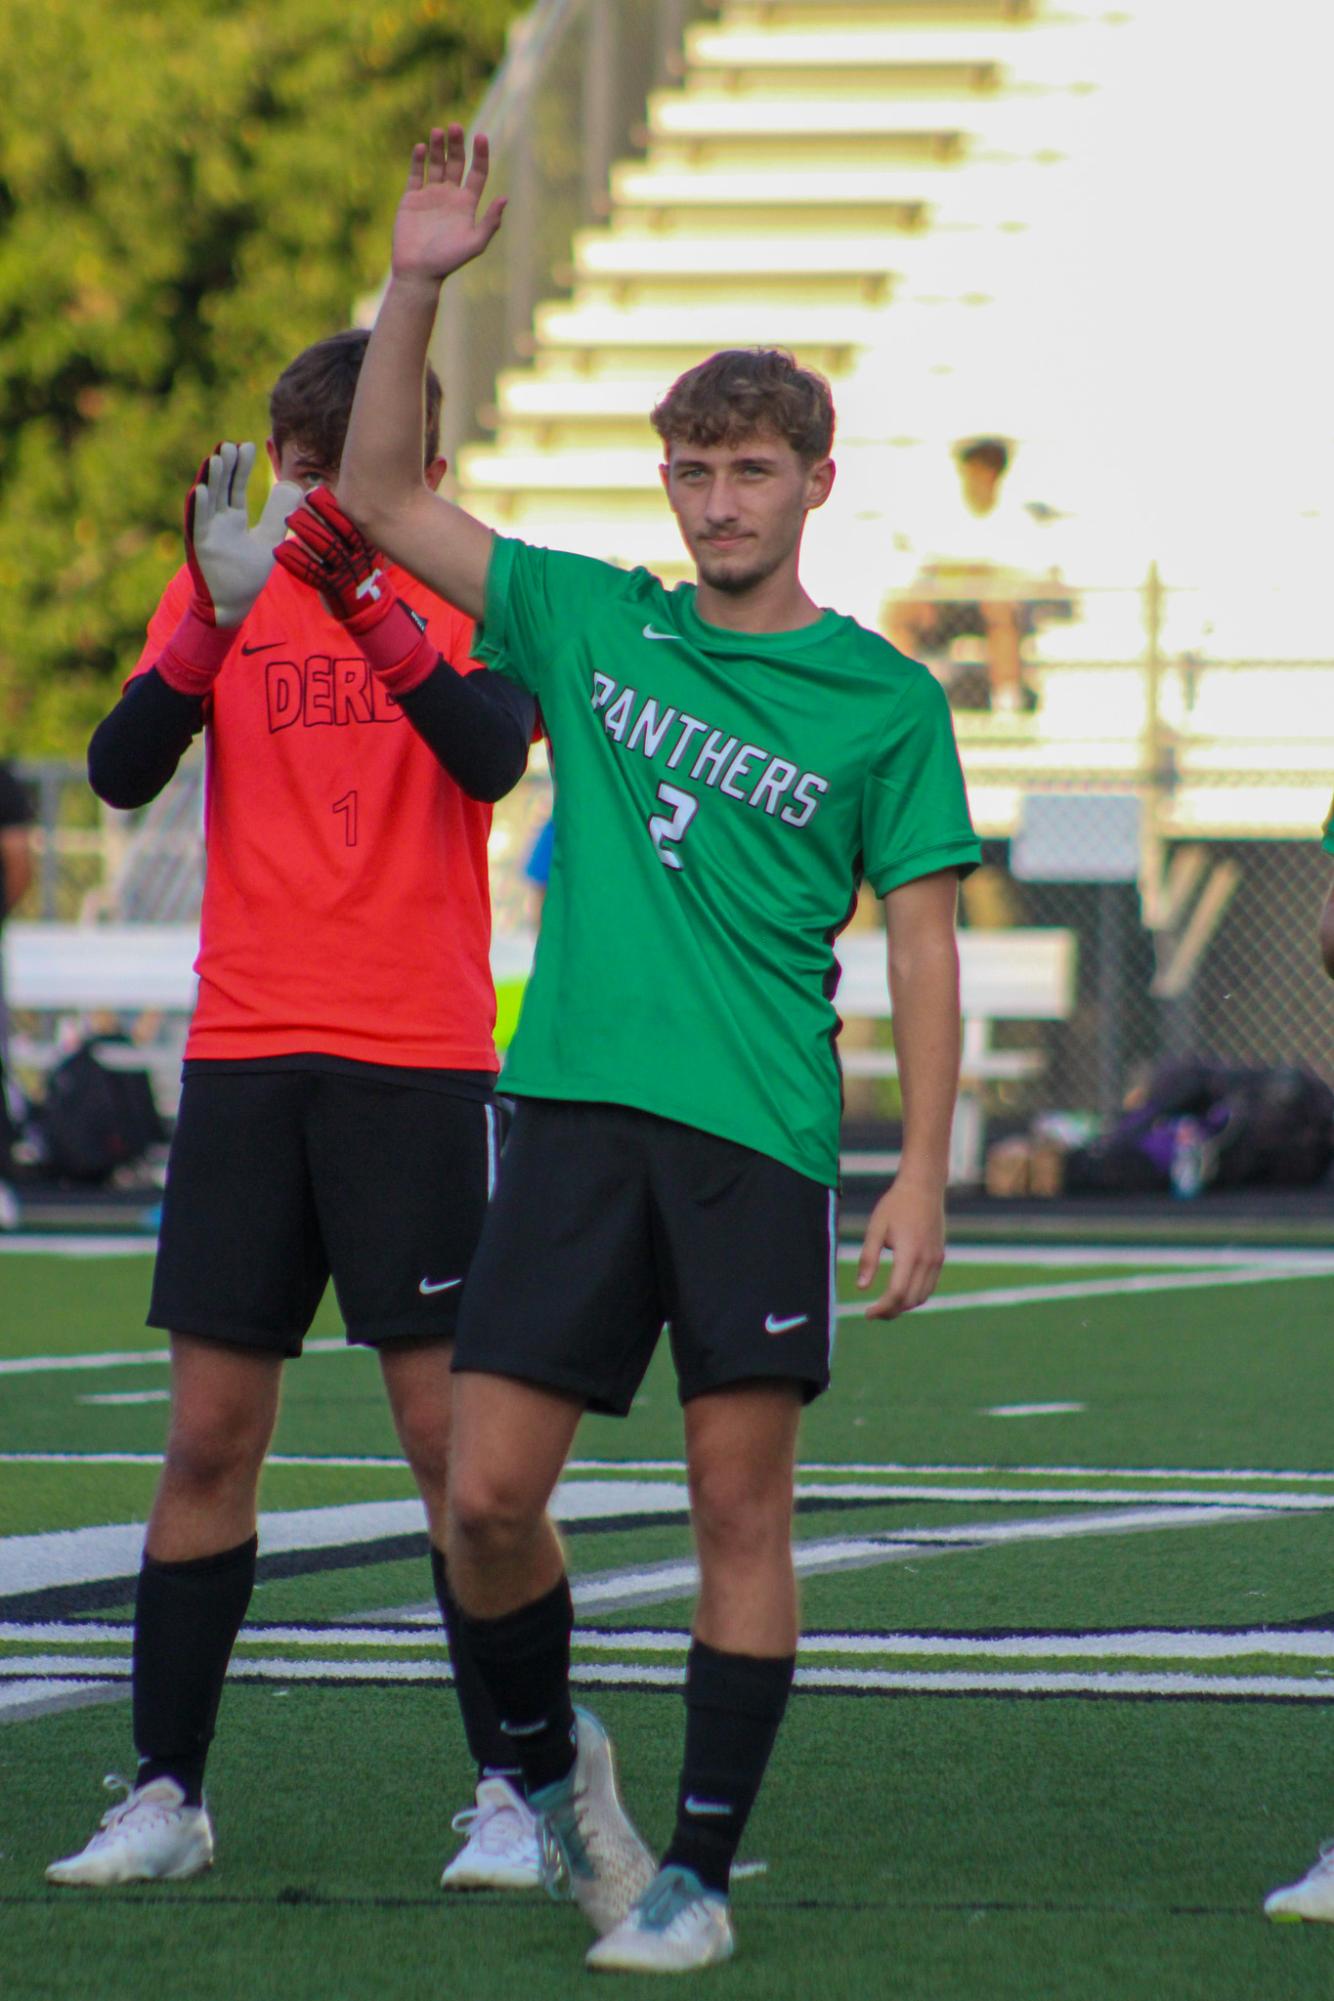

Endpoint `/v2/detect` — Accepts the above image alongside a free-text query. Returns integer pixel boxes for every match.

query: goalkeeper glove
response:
[159,443,302,697]
[275,485,437,694]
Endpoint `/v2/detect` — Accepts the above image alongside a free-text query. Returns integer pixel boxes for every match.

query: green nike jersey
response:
[479,538,981,1185]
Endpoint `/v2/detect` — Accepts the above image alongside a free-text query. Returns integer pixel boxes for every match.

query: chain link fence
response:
[6,581,1332,1185]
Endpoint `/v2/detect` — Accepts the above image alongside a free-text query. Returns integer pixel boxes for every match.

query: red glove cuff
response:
[157,605,236,696]
[355,598,438,696]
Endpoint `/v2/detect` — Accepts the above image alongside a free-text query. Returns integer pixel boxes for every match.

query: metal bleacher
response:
[453,0,1124,592]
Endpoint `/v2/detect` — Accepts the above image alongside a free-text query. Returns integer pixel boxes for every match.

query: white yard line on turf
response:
[0,1337,346,1378]
[837,1245,1334,1270]
[3,1652,1331,1703]
[7,1257,1331,1379]
[836,1264,1334,1318]
[0,1237,154,1256]
[2,1238,1327,1269]
[13,1621,1334,1663]
[12,1450,1334,1490]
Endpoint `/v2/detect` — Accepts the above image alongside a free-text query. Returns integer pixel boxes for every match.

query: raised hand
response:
[185,443,303,629]
[392,125,506,287]
[276,486,392,632]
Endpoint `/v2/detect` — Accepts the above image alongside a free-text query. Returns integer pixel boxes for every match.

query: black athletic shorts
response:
[452,1099,838,1416]
[149,1067,504,1355]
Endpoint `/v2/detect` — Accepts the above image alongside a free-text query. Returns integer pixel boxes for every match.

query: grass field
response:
[3,1235,1334,1999]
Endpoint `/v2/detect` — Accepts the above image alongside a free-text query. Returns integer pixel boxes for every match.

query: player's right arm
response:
[335,127,505,619]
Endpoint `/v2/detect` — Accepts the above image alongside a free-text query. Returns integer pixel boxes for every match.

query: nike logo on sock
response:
[764,1312,809,1335]
[684,1796,733,1817]
[500,1717,550,1738]
[419,1276,463,1295]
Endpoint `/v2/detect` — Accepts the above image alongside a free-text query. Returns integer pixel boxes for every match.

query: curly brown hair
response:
[269,329,442,470]
[651,348,835,462]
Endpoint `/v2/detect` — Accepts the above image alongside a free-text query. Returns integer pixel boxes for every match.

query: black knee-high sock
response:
[429,1544,523,1788]
[663,1640,795,1895]
[133,1535,257,1805]
[455,1575,577,1795]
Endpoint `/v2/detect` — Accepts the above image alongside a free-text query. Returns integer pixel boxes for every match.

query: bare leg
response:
[145,1333,282,1561]
[445,1371,582,1617]
[379,1338,454,1544]
[980,600,1024,708]
[684,1381,803,1655]
[884,598,939,658]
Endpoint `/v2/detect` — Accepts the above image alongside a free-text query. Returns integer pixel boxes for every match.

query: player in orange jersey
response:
[49,331,543,1894]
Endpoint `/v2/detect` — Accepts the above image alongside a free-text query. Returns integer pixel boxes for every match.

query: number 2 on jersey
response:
[648,781,698,871]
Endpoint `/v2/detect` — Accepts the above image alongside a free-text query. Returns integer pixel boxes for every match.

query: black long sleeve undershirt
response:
[87,659,535,811]
[87,668,205,809]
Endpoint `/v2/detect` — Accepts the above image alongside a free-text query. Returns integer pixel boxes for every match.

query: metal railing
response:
[429,0,718,473]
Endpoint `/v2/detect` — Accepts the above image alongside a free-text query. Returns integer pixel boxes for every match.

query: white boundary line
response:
[11,1621,1334,1663]
[4,1237,1330,1268]
[838,1264,1334,1320]
[2,1653,1330,1704]
[6,1256,1332,1378]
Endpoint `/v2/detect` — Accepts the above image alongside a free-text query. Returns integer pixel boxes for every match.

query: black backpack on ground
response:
[33,1036,165,1184]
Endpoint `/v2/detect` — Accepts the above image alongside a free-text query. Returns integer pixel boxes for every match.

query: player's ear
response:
[804,456,836,512]
[424,456,449,493]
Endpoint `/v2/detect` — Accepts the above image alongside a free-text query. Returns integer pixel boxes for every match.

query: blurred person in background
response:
[0,760,35,1230]
[883,436,1063,716]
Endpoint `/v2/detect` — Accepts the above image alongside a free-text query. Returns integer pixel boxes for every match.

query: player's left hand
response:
[275,485,395,632]
[855,1174,946,1320]
[186,442,303,628]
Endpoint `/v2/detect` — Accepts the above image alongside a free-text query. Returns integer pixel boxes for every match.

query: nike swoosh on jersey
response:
[642,624,682,642]
[684,1796,734,1817]
[419,1276,463,1295]
[764,1312,809,1335]
[239,638,284,655]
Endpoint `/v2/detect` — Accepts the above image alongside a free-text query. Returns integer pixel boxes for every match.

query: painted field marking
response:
[4,1237,1328,1269]
[12,1621,1333,1664]
[839,1245,1334,1271]
[988,1402,1087,1418]
[2,1652,1330,1705]
[78,1391,169,1407]
[6,1250,1330,1379]
[837,1264,1334,1320]
[0,1336,346,1379]
[0,1237,154,1257]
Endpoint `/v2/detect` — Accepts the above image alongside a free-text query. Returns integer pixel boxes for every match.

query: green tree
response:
[0,0,521,753]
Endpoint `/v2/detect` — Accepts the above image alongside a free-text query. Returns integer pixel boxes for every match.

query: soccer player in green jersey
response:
[317,125,982,1975]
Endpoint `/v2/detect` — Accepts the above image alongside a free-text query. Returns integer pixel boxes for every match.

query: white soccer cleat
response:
[532,1707,656,1936]
[1265,1842,1334,1922]
[586,1864,736,1974]
[46,1775,214,1887]
[440,1776,543,1891]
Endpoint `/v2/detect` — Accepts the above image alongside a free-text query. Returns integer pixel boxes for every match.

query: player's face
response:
[267,437,339,493]
[660,432,834,596]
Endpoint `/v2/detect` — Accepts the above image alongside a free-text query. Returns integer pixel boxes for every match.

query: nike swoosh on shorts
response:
[764,1312,809,1335]
[419,1277,463,1295]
